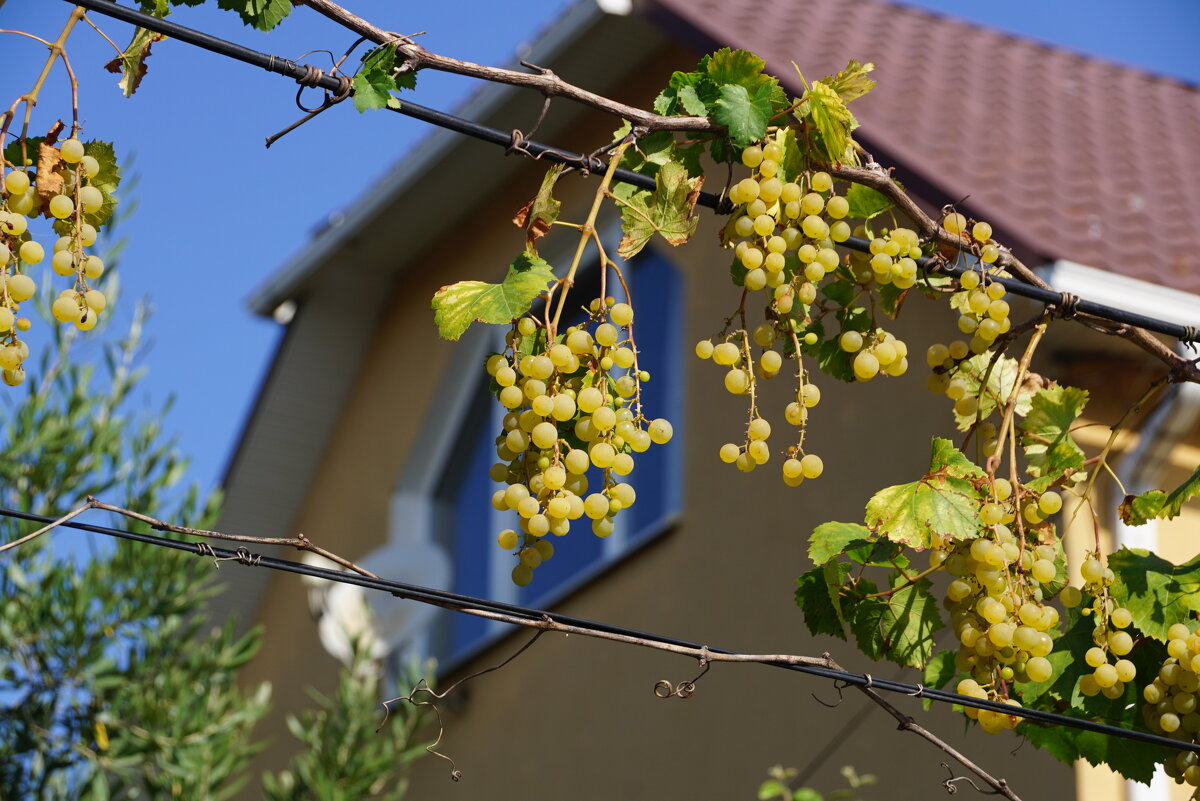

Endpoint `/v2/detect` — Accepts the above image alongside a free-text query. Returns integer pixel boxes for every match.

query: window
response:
[378,245,684,673]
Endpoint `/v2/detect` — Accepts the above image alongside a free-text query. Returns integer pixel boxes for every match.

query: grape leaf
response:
[865,438,985,549]
[704,48,769,90]
[804,81,858,165]
[843,539,908,569]
[216,0,292,30]
[1020,384,1089,479]
[655,71,719,117]
[713,83,775,146]
[431,252,556,340]
[353,44,399,112]
[1120,463,1200,526]
[1108,547,1200,641]
[845,183,891,220]
[105,27,164,98]
[951,353,1034,432]
[512,164,564,246]
[848,577,942,668]
[1022,722,1165,786]
[808,521,872,566]
[825,60,876,102]
[795,563,851,640]
[616,161,702,258]
[876,282,909,318]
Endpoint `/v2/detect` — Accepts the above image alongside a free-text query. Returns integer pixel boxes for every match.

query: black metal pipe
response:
[62,0,1200,344]
[3,504,1195,755]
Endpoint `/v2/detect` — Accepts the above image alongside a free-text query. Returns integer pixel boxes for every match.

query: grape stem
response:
[0,6,84,170]
[547,140,629,340]
[985,322,1047,479]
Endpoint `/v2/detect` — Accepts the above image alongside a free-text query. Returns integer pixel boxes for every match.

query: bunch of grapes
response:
[1,136,111,386]
[1062,554,1138,698]
[484,301,672,586]
[695,139,915,484]
[1143,622,1200,787]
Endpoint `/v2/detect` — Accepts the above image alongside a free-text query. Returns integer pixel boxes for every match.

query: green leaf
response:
[842,538,908,569]
[825,60,876,102]
[1120,463,1200,526]
[876,282,909,318]
[808,521,872,566]
[616,160,702,258]
[845,183,892,220]
[952,353,1034,432]
[704,48,769,89]
[215,0,292,30]
[1108,547,1200,641]
[865,438,985,549]
[1020,384,1089,479]
[352,44,398,112]
[431,252,556,340]
[795,564,850,640]
[848,578,942,668]
[757,779,792,800]
[805,81,858,165]
[104,28,164,98]
[713,83,774,146]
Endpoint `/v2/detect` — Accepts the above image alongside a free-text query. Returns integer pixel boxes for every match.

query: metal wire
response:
[64,0,1200,344]
[2,503,1197,757]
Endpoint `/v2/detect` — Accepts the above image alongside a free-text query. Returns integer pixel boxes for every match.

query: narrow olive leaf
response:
[865,438,985,549]
[1020,383,1089,479]
[845,182,892,219]
[431,252,556,340]
[805,80,859,165]
[105,28,164,98]
[216,0,292,31]
[794,563,851,639]
[1120,463,1200,526]
[808,521,872,565]
[825,60,876,102]
[512,164,564,246]
[849,578,942,668]
[616,160,702,259]
[713,83,774,146]
[1107,547,1200,641]
[352,44,398,112]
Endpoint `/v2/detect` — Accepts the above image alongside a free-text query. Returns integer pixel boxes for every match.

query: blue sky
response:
[1,0,1197,500]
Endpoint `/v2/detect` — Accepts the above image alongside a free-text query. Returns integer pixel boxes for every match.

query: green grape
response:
[724,369,749,394]
[800,453,823,479]
[972,221,993,242]
[512,565,534,587]
[853,351,880,381]
[942,212,966,234]
[719,443,740,463]
[6,273,35,302]
[497,529,519,550]
[747,417,771,441]
[648,418,673,444]
[3,170,30,195]
[78,185,103,214]
[60,138,84,163]
[810,172,832,192]
[839,331,863,352]
[747,440,769,464]
[48,194,74,219]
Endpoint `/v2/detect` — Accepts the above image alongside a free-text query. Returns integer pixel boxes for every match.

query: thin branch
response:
[821,654,1022,801]
[295,0,720,134]
[0,500,95,554]
[86,498,379,578]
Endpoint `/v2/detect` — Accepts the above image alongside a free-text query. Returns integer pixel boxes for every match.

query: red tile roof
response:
[643,0,1200,294]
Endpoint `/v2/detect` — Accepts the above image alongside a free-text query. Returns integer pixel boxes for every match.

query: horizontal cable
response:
[2,503,1196,756]
[66,0,1199,344]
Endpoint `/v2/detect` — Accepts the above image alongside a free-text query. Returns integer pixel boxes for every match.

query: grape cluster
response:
[484,301,672,586]
[1062,554,1137,698]
[696,140,915,484]
[1144,623,1200,787]
[1,136,110,386]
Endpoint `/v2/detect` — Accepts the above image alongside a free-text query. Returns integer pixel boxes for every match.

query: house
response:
[215,0,1200,798]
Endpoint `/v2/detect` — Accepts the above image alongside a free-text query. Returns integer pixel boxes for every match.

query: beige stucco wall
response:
[229,39,1200,801]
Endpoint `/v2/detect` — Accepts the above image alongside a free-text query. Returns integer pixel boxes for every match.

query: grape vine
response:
[6,0,1200,795]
